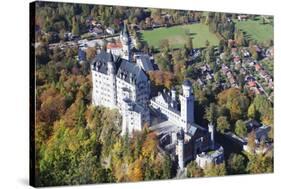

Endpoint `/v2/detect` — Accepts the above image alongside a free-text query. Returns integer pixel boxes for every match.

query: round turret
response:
[208,123,215,150]
[171,86,176,101]
[182,79,193,97]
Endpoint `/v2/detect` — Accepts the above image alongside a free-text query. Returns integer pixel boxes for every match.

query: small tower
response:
[107,51,117,106]
[208,123,215,150]
[171,86,176,101]
[170,86,178,110]
[120,23,131,61]
[179,79,195,127]
[177,128,184,170]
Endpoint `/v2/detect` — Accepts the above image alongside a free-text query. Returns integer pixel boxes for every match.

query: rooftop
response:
[91,51,148,85]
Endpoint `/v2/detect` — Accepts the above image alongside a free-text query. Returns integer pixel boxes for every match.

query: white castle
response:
[91,24,223,170]
[150,80,195,132]
[91,24,196,136]
[91,25,150,135]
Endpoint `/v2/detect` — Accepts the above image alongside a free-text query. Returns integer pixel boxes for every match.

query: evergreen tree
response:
[72,16,80,35]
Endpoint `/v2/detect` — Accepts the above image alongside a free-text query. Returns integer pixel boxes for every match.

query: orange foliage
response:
[128,158,143,181]
[148,71,174,89]
[142,132,158,158]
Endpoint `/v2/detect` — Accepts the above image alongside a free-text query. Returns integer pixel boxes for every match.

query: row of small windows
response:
[152,102,180,121]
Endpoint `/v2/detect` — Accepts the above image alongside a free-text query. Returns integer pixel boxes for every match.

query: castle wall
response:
[92,68,116,108]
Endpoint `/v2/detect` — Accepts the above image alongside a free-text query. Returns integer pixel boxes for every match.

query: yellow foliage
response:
[128,158,143,181]
[142,132,158,159]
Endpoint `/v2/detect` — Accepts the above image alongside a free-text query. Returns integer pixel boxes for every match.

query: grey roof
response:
[91,51,120,74]
[136,55,154,71]
[183,79,192,86]
[185,123,207,137]
[161,90,173,104]
[91,51,148,85]
[116,59,148,84]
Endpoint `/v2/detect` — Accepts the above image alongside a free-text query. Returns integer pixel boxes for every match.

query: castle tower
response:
[179,79,195,128]
[171,86,176,101]
[107,51,117,106]
[208,123,215,150]
[121,98,131,136]
[120,23,130,61]
[177,129,184,170]
[170,86,178,110]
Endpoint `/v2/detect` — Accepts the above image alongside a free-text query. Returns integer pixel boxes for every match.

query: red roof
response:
[248,81,256,87]
[255,64,262,71]
[107,42,123,49]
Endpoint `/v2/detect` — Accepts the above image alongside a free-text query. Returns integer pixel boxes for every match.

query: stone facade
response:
[91,25,150,135]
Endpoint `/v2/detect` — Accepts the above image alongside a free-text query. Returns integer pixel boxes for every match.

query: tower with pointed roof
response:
[120,23,131,61]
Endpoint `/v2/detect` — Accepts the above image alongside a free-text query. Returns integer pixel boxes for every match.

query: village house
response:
[237,15,248,21]
[243,120,272,154]
[106,27,115,35]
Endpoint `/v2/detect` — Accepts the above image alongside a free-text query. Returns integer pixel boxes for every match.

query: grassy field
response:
[234,16,273,43]
[141,23,219,49]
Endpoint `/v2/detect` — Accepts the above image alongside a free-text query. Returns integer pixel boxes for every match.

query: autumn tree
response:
[235,120,247,138]
[204,103,218,124]
[227,153,247,174]
[38,120,103,186]
[142,132,158,160]
[186,161,204,177]
[247,103,257,120]
[128,158,144,181]
[148,71,174,89]
[217,88,250,121]
[155,54,171,72]
[71,16,80,35]
[216,116,230,134]
[162,155,172,179]
[38,87,66,125]
[247,152,273,174]
[86,47,97,61]
[252,95,273,126]
[204,163,227,176]
[247,131,256,153]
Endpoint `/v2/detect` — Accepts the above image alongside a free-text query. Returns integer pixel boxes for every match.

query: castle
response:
[91,24,150,135]
[91,24,223,170]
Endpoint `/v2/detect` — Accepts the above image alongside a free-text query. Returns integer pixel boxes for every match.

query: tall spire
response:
[109,49,114,62]
[123,23,129,37]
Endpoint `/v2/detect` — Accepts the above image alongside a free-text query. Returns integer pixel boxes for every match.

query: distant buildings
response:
[237,15,249,21]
